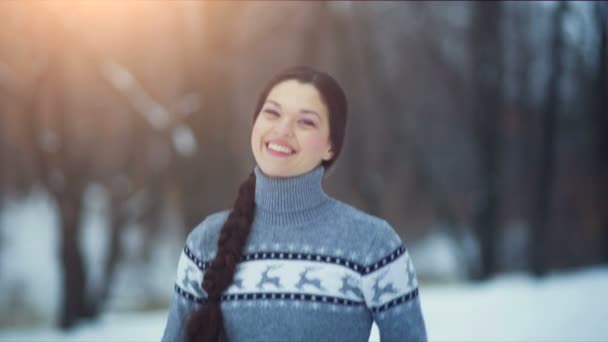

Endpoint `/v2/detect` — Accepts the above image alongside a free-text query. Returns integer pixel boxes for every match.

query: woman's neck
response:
[253,165,331,226]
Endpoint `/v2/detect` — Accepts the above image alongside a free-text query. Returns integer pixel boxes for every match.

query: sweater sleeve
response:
[161,229,208,342]
[361,221,428,342]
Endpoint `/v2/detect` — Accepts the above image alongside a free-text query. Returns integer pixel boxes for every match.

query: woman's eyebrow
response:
[266,100,320,119]
[265,100,282,108]
[300,109,320,119]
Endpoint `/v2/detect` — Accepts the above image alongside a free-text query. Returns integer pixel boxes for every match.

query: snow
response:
[419,266,608,342]
[0,188,61,326]
[408,230,470,282]
[1,266,606,341]
[1,190,606,341]
[0,311,166,342]
[0,186,182,325]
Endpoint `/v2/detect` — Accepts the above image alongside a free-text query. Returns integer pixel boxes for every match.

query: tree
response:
[530,2,568,276]
[471,2,504,280]
[592,2,608,263]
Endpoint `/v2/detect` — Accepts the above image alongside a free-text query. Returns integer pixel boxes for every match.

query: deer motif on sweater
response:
[183,265,204,297]
[371,270,397,303]
[231,277,244,290]
[338,273,364,299]
[295,267,325,291]
[256,265,283,289]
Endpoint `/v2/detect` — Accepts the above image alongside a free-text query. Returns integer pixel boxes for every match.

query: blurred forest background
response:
[0,1,606,331]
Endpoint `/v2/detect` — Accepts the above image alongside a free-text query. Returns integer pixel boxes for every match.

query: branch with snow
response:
[100,61,197,158]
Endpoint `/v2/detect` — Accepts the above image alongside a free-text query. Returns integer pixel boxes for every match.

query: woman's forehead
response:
[265,80,328,116]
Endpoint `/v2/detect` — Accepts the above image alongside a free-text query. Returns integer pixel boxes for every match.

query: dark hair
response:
[186,66,348,342]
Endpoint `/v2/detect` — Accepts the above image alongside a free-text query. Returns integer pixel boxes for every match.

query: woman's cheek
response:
[251,123,264,149]
[303,133,330,152]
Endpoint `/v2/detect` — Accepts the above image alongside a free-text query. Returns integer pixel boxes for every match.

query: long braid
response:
[186,171,256,342]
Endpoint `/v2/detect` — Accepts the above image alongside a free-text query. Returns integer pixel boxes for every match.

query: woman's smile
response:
[265,139,296,157]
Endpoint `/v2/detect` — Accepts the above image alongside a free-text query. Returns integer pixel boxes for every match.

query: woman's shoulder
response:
[184,209,231,258]
[327,199,404,264]
[330,199,401,243]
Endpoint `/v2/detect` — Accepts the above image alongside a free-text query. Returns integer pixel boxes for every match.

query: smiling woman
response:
[251,79,334,178]
[162,66,427,342]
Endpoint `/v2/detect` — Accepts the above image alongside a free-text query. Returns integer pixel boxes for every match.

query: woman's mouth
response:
[266,142,295,157]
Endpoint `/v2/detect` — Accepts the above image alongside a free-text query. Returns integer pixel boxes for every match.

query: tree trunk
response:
[97,194,127,312]
[45,22,93,326]
[530,2,567,276]
[593,3,608,263]
[471,2,504,280]
[57,185,90,328]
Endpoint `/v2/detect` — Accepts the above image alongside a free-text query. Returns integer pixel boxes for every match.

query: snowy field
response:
[1,265,606,342]
[1,190,607,341]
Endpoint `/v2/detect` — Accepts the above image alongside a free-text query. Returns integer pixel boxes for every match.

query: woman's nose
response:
[274,117,294,136]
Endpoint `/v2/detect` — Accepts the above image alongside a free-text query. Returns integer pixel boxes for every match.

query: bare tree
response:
[31,52,94,329]
[471,2,504,280]
[530,2,568,276]
[22,3,191,326]
[592,2,608,263]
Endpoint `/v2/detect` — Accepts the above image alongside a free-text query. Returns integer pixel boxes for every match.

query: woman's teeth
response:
[267,143,293,154]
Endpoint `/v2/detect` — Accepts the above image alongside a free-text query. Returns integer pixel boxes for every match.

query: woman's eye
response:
[264,109,280,117]
[299,119,316,127]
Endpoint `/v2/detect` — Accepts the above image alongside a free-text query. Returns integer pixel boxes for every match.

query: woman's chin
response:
[260,167,291,178]
[258,163,298,178]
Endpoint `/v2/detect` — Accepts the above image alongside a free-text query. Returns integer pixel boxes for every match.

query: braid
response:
[186,171,256,342]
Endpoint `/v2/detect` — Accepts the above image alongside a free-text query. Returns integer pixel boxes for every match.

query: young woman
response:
[162,66,427,342]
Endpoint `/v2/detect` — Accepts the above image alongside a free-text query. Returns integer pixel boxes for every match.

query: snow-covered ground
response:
[1,189,607,341]
[1,265,606,342]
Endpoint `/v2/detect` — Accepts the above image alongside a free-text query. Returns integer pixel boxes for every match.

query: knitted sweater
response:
[162,165,427,342]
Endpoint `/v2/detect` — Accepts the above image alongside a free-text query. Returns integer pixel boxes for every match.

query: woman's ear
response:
[322,147,334,161]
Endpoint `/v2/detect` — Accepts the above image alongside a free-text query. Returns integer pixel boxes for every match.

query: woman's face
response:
[251,79,333,178]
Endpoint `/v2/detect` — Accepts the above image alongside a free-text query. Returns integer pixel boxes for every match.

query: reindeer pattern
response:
[230,277,244,290]
[371,270,398,304]
[182,265,204,297]
[339,273,364,299]
[256,265,284,289]
[192,246,417,309]
[295,267,326,291]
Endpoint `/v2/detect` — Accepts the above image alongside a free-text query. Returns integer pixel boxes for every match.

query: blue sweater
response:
[162,165,427,341]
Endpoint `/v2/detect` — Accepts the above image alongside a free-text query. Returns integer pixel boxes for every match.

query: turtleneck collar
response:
[253,165,332,226]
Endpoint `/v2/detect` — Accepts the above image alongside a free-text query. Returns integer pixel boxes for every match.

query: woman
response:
[162,66,427,342]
